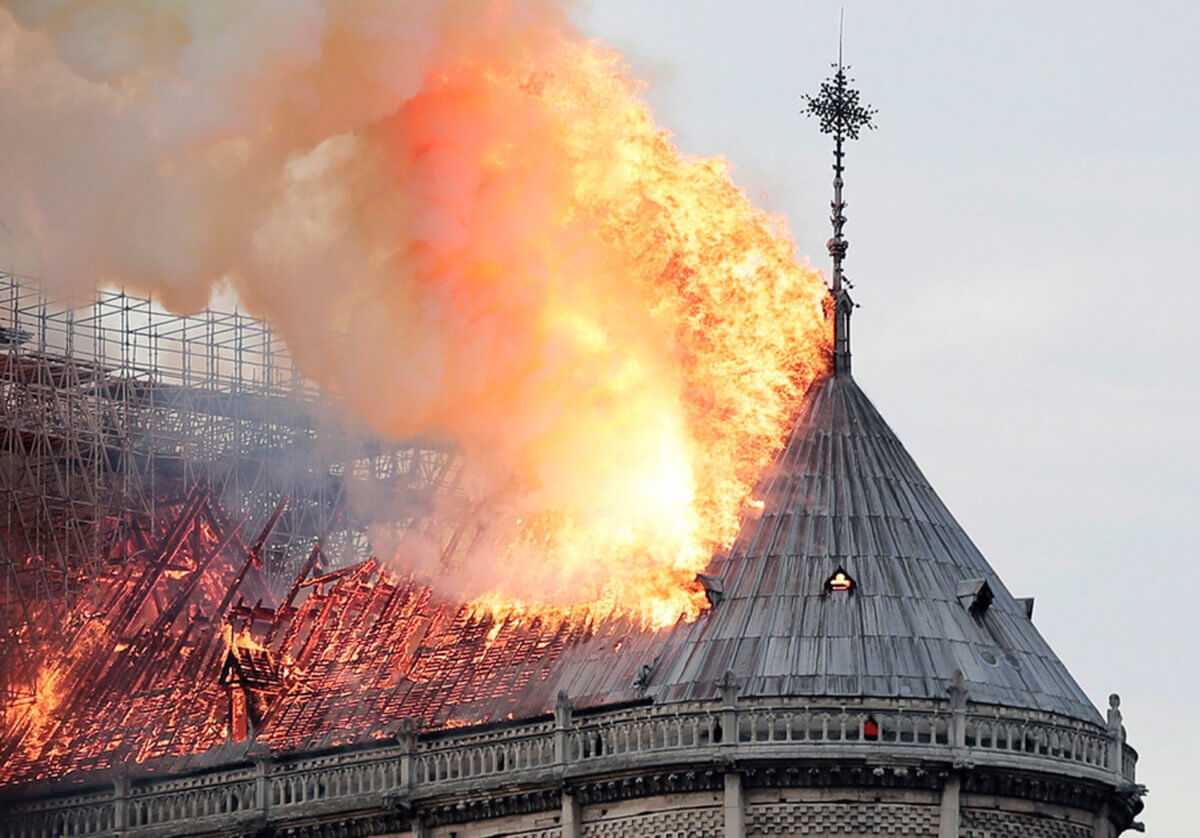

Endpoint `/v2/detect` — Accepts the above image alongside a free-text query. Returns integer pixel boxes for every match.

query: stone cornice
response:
[0,695,1142,837]
[416,787,560,828]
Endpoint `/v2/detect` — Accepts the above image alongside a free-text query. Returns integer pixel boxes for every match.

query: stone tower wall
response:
[745,787,939,836]
[0,697,1139,837]
[404,785,1108,838]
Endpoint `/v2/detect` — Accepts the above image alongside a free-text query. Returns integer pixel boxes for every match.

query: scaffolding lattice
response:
[0,271,468,707]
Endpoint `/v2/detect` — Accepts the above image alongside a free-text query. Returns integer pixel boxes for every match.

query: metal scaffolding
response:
[0,271,468,708]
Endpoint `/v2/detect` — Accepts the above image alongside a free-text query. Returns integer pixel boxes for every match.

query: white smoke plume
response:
[0,1,831,621]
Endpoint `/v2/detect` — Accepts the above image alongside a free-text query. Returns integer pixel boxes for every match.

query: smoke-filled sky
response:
[0,0,832,624]
[1,0,1194,832]
[579,1,1197,833]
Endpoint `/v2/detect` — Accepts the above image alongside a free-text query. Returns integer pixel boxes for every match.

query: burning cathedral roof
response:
[0,356,1103,792]
[645,371,1101,724]
[0,53,1107,798]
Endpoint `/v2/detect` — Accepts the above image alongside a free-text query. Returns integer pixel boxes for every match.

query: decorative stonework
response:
[748,802,938,836]
[582,806,721,838]
[249,812,409,837]
[961,768,1112,814]
[962,808,1091,838]
[744,763,945,792]
[572,770,724,806]
[0,696,1141,837]
[420,788,560,826]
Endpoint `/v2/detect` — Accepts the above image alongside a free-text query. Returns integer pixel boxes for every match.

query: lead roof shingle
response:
[646,372,1103,725]
[2,369,1106,790]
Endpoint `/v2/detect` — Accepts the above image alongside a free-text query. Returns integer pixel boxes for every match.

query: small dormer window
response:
[696,573,724,607]
[825,567,855,594]
[957,577,994,616]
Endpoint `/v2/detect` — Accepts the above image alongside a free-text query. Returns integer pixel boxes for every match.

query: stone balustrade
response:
[414,728,557,784]
[0,698,1137,838]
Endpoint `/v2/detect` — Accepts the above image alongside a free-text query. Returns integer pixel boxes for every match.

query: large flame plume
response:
[0,1,831,625]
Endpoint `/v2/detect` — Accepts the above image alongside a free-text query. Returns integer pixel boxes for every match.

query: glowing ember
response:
[0,4,832,625]
[827,571,854,593]
[1,500,670,787]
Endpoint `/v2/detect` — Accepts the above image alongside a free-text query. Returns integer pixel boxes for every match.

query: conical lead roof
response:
[648,370,1102,725]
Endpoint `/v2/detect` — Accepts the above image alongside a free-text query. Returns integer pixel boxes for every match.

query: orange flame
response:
[329,40,833,625]
[0,5,832,627]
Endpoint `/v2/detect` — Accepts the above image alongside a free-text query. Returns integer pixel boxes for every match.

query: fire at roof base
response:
[0,363,1145,836]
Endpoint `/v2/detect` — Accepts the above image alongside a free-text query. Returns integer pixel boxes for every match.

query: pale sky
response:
[1,2,1191,831]
[578,2,1198,834]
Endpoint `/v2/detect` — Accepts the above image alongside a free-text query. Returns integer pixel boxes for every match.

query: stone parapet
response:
[0,696,1141,837]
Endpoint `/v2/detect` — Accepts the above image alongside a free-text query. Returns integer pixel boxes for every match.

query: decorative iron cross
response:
[803,66,877,143]
[803,60,876,376]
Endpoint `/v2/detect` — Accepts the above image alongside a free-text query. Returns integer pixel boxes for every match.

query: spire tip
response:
[803,30,875,376]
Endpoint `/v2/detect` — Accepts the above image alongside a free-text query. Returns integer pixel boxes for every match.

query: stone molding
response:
[570,768,726,807]
[0,696,1140,837]
[747,801,940,836]
[417,787,561,828]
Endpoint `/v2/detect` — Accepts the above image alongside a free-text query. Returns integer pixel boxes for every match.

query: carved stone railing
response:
[412,719,558,784]
[126,769,256,831]
[2,787,118,837]
[563,699,1126,783]
[267,745,405,817]
[0,698,1136,838]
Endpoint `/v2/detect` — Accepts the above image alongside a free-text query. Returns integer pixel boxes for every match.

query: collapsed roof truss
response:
[0,272,465,711]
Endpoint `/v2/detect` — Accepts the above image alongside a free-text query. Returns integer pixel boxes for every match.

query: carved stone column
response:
[1106,694,1124,783]
[555,690,573,766]
[719,670,740,743]
[940,670,969,837]
[398,722,416,791]
[561,786,582,838]
[111,772,130,834]
[948,669,968,752]
[718,670,745,838]
[724,771,745,838]
[252,749,273,821]
[937,774,961,838]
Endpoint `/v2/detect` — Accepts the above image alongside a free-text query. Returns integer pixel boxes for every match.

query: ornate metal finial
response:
[804,23,876,376]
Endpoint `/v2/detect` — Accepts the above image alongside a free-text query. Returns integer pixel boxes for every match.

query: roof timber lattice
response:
[0,273,473,714]
[0,368,1107,792]
[0,268,1108,791]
